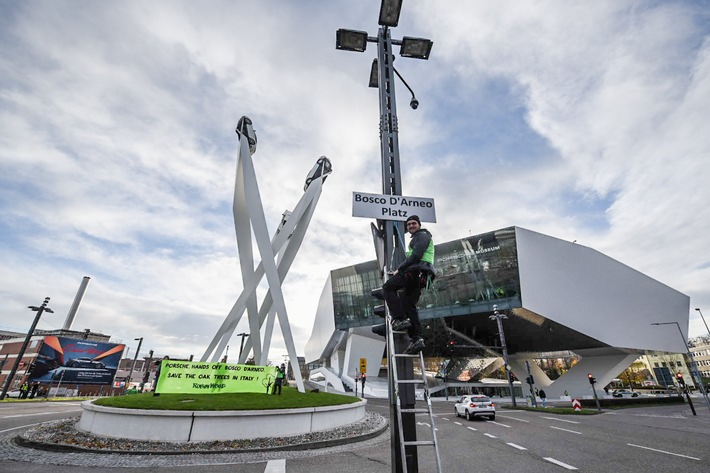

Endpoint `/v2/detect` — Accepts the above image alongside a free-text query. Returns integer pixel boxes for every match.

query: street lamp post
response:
[336,2,433,472]
[651,322,710,413]
[0,297,53,400]
[126,337,143,391]
[237,332,249,361]
[695,308,710,337]
[490,305,516,407]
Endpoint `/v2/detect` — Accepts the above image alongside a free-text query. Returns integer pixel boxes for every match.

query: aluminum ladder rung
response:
[397,379,424,384]
[404,440,436,447]
[400,408,430,414]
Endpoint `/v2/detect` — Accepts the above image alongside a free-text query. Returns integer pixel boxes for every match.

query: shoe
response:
[404,338,425,354]
[391,318,412,332]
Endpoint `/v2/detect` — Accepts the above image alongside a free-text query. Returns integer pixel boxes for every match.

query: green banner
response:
[156,361,278,394]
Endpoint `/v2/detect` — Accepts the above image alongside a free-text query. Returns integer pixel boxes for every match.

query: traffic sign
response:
[572,399,582,411]
[359,357,367,373]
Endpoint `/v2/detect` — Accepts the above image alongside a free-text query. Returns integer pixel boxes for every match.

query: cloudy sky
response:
[2,1,710,363]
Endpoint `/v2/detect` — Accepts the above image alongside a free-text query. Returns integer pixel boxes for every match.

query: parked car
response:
[66,357,105,369]
[612,389,639,398]
[4,389,22,398]
[454,395,496,421]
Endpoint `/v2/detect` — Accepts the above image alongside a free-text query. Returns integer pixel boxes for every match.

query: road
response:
[1,398,708,472]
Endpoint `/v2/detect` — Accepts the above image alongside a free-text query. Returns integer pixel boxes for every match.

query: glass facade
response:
[332,227,522,331]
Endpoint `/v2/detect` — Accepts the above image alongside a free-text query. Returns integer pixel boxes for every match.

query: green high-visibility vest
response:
[406,237,435,264]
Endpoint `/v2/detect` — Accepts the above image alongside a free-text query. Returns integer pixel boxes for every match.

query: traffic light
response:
[26,362,36,376]
[588,373,596,385]
[509,372,515,382]
[525,376,534,385]
[676,372,686,387]
[371,287,385,318]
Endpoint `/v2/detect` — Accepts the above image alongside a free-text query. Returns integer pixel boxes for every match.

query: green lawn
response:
[93,387,360,411]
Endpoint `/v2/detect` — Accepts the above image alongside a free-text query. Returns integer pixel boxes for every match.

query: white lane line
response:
[543,457,578,470]
[264,458,286,472]
[466,427,477,431]
[453,421,462,426]
[484,433,497,439]
[627,443,701,460]
[0,422,42,434]
[2,411,66,418]
[507,442,527,450]
[497,415,530,423]
[485,420,511,428]
[441,417,450,421]
[550,426,582,435]
[542,416,579,424]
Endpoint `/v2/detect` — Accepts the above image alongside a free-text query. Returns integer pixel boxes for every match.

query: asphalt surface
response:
[1,397,709,472]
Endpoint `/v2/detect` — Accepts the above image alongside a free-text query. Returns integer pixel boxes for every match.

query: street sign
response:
[359,357,367,373]
[352,191,436,222]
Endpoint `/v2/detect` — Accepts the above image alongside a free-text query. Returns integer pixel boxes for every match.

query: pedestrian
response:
[361,372,366,397]
[382,215,436,355]
[29,382,39,399]
[153,356,169,397]
[19,382,29,399]
[273,364,285,395]
[539,389,548,407]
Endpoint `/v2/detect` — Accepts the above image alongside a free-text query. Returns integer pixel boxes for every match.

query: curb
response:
[14,418,389,456]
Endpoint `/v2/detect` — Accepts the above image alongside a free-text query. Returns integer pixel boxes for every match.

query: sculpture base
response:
[77,398,367,442]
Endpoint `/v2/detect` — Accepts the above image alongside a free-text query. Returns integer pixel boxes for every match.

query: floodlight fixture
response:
[400,36,433,60]
[369,59,378,88]
[378,0,403,27]
[336,29,369,52]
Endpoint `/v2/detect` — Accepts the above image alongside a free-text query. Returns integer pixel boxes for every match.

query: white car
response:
[454,395,496,421]
[612,389,640,398]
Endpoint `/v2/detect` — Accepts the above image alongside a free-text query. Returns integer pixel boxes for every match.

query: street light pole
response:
[0,297,53,400]
[336,3,433,470]
[237,332,249,361]
[490,305,516,407]
[651,322,710,413]
[695,308,710,337]
[126,337,143,391]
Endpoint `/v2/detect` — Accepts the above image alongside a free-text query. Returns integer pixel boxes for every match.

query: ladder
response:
[386,312,443,473]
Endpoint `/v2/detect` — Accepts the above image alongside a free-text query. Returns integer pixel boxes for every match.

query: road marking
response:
[417,422,431,428]
[543,457,578,470]
[542,416,579,424]
[507,442,527,450]
[2,411,66,418]
[0,422,42,434]
[484,433,497,439]
[485,420,511,428]
[467,426,477,431]
[264,458,286,472]
[497,415,530,423]
[441,417,450,421]
[627,443,701,460]
[454,421,462,426]
[550,426,582,435]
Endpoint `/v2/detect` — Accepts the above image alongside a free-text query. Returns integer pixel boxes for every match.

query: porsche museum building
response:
[304,226,690,398]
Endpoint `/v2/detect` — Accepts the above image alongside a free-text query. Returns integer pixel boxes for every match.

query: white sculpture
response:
[201,116,332,393]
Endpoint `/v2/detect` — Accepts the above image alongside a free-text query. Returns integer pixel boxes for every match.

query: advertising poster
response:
[30,336,125,385]
[156,360,278,394]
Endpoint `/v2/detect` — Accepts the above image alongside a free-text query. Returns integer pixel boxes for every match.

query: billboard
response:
[30,336,125,385]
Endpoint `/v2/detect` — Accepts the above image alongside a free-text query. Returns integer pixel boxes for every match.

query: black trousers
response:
[383,270,422,339]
